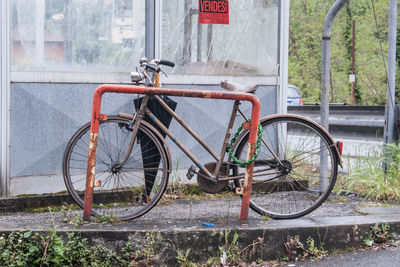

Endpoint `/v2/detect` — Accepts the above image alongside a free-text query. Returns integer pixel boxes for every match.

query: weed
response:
[338,144,400,201]
[208,230,241,266]
[25,203,80,213]
[0,228,174,266]
[59,204,84,227]
[303,236,327,259]
[94,213,120,224]
[263,215,272,221]
[0,229,138,266]
[176,248,196,267]
[132,232,170,265]
[363,223,398,247]
[0,231,42,266]
[239,230,267,262]
[284,236,327,261]
[284,235,304,261]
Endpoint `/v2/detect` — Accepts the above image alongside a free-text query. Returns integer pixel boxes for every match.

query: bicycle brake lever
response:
[160,69,168,77]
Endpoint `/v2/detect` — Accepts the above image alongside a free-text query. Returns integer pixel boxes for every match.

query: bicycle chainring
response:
[197,162,229,194]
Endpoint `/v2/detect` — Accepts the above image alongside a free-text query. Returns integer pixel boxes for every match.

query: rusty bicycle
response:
[62,58,342,220]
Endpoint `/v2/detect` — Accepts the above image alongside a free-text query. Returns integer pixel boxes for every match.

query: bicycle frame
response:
[116,72,281,181]
[118,94,242,180]
[119,93,286,183]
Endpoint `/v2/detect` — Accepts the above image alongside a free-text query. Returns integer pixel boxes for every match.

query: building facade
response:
[0,0,289,196]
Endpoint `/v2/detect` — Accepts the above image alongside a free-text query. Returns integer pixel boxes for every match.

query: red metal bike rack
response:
[83,84,261,221]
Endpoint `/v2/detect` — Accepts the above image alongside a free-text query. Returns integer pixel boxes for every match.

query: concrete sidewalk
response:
[1,193,400,264]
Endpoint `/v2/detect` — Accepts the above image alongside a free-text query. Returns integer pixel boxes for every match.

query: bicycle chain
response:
[227,121,263,166]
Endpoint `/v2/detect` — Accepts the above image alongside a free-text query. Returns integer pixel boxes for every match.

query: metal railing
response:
[288,105,385,140]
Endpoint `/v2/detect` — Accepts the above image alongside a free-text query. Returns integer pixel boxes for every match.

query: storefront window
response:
[161,0,279,76]
[11,0,279,77]
[11,0,145,72]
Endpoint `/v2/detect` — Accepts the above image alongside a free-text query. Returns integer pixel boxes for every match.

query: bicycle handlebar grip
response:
[146,63,161,73]
[159,59,175,68]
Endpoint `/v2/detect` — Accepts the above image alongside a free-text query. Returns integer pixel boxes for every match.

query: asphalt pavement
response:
[1,192,400,264]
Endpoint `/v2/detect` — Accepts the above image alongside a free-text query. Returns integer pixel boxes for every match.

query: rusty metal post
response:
[239,105,260,221]
[82,90,103,221]
[239,143,257,221]
[83,84,260,221]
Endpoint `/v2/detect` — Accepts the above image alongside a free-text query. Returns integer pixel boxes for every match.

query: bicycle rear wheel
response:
[233,115,338,219]
[63,116,169,220]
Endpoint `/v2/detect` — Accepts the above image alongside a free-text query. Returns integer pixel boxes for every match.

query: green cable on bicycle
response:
[227,120,263,166]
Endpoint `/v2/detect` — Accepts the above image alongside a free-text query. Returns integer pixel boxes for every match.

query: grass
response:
[335,143,400,201]
[25,204,80,213]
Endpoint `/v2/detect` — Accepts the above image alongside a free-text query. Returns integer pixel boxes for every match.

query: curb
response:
[2,213,400,264]
[0,194,75,212]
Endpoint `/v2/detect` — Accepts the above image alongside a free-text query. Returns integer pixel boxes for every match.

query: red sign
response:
[198,0,229,25]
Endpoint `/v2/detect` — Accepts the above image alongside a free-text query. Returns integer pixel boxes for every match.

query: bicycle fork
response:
[114,94,151,169]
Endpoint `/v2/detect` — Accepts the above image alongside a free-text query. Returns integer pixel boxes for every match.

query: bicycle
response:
[62,58,342,221]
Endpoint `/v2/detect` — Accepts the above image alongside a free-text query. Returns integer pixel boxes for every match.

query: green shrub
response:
[342,143,400,200]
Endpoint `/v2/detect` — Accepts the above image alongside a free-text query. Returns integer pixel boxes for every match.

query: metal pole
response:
[351,19,355,105]
[320,0,347,190]
[384,0,397,144]
[82,85,260,221]
[0,0,10,197]
[145,0,155,59]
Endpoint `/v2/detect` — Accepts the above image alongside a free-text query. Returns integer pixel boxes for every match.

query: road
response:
[282,246,400,267]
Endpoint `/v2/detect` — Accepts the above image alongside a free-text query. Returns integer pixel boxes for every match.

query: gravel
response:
[0,193,385,229]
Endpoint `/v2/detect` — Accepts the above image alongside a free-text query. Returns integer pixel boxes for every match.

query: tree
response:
[289,0,391,105]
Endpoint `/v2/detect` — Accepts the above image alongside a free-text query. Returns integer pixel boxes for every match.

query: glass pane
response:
[11,0,145,72]
[161,0,279,76]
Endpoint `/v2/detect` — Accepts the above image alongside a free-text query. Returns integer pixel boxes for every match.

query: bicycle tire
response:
[233,115,338,219]
[63,116,169,220]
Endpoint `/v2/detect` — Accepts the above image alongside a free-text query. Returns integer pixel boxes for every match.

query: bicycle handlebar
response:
[158,59,175,68]
[131,58,176,85]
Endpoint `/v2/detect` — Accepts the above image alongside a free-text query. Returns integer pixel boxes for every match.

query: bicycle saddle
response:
[220,80,259,94]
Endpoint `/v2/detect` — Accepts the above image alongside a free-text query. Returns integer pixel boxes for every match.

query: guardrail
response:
[288,105,385,140]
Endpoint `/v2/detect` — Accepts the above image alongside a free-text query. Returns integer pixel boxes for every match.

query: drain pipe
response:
[320,0,347,190]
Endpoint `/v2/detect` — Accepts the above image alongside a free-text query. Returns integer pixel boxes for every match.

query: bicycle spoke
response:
[63,117,169,220]
[233,116,338,219]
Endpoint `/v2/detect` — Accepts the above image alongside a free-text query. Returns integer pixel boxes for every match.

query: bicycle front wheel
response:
[233,115,338,219]
[63,116,169,220]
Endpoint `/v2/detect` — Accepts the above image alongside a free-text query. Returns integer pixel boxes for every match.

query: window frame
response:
[10,0,285,86]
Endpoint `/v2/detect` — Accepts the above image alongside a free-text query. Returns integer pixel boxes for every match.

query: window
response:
[161,0,279,76]
[11,0,145,72]
[10,0,280,80]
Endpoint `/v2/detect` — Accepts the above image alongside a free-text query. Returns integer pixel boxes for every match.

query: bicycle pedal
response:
[186,165,197,180]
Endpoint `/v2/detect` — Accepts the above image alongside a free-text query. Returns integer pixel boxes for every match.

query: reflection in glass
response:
[11,0,145,72]
[162,0,279,76]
